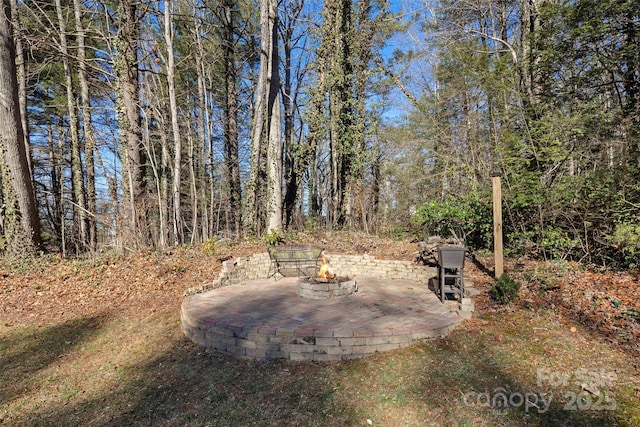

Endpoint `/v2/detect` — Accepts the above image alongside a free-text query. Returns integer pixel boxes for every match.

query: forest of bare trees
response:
[0,0,638,268]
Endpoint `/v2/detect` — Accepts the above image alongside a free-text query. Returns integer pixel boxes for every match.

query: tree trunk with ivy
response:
[0,0,41,256]
[323,0,355,228]
[244,0,269,236]
[264,0,283,233]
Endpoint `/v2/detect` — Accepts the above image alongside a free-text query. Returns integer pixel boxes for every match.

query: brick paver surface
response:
[181,276,466,361]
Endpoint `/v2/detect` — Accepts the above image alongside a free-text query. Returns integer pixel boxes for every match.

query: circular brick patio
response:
[181,275,468,361]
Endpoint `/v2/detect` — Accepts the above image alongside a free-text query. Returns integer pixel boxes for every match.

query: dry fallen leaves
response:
[511,260,640,353]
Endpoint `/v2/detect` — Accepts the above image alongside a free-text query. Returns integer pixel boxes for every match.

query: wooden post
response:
[492,172,504,278]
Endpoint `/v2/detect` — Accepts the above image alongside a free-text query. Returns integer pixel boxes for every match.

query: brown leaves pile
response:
[0,247,223,327]
[0,234,412,328]
[515,261,640,354]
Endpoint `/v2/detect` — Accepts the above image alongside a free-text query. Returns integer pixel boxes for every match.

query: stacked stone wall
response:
[185,251,434,295]
[324,254,432,283]
[181,310,455,362]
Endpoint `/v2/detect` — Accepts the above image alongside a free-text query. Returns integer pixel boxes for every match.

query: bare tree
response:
[113,0,148,247]
[163,0,183,245]
[55,0,87,252]
[73,0,97,251]
[245,0,282,234]
[281,0,307,229]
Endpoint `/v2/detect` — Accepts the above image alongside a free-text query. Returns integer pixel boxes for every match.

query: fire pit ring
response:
[297,276,357,299]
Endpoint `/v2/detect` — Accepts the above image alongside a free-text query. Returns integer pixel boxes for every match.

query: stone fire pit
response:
[181,252,473,361]
[297,276,357,299]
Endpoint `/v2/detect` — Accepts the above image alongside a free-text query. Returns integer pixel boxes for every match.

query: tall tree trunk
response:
[188,133,199,243]
[114,0,147,247]
[306,37,327,221]
[56,0,87,252]
[164,0,183,246]
[350,0,373,229]
[222,0,242,237]
[142,108,162,248]
[244,0,273,235]
[56,118,68,255]
[155,110,170,249]
[321,0,355,229]
[47,116,62,246]
[368,143,381,232]
[520,0,545,112]
[0,0,41,255]
[8,0,29,177]
[145,70,171,248]
[282,31,297,228]
[193,12,209,241]
[281,0,304,229]
[264,0,282,233]
[307,142,321,218]
[73,0,97,251]
[621,8,640,166]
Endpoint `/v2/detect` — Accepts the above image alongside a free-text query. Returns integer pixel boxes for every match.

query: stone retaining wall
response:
[185,251,434,295]
[326,254,433,283]
[180,309,457,362]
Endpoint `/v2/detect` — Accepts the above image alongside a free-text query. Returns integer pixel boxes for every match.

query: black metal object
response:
[437,245,467,302]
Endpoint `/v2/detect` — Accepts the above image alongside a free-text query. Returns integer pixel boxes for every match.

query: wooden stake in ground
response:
[492,172,504,278]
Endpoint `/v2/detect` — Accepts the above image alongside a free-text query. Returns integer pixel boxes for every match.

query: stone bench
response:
[268,245,323,279]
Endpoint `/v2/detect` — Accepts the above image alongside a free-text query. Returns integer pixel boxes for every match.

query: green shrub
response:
[263,230,284,246]
[609,221,640,268]
[411,192,492,250]
[540,226,578,260]
[304,216,319,234]
[203,238,217,255]
[491,274,521,304]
